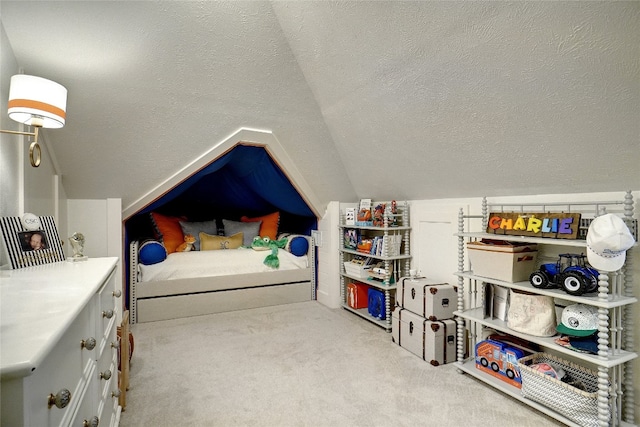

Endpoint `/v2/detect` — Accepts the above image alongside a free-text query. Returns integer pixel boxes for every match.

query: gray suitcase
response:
[391,308,457,366]
[396,277,457,320]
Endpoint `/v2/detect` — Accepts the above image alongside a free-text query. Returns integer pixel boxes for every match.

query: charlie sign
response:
[486,212,582,240]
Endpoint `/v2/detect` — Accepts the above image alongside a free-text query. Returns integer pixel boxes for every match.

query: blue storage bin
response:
[367,288,386,319]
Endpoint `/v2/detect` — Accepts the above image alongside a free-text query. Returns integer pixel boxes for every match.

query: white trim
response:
[122,127,323,220]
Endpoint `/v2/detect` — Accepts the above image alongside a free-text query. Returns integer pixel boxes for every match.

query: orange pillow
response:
[150,212,185,254]
[241,212,280,240]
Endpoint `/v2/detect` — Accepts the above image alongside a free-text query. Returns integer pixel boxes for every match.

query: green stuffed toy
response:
[251,236,288,268]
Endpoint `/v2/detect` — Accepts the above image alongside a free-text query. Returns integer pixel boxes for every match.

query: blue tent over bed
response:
[125,144,318,240]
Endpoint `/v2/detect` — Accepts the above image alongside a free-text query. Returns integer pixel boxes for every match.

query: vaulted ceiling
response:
[2,1,638,213]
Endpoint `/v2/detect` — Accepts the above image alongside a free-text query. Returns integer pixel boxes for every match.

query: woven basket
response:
[518,353,607,427]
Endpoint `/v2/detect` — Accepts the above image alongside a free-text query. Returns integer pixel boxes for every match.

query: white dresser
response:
[1,257,122,427]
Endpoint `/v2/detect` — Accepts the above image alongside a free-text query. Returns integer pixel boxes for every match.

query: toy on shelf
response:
[475,339,526,388]
[529,253,598,296]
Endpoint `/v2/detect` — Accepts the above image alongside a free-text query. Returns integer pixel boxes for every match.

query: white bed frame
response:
[129,239,316,323]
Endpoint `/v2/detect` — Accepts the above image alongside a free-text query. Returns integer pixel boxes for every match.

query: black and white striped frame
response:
[0,216,65,269]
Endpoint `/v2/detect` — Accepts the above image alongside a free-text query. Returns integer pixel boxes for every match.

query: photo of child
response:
[19,230,48,251]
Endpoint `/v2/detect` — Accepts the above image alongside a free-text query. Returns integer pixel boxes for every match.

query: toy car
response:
[529,253,599,296]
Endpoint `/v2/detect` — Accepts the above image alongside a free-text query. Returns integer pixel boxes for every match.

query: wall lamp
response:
[0,74,67,167]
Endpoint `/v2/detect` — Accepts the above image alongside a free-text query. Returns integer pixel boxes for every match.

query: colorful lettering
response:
[500,218,513,230]
[513,216,526,231]
[526,216,542,233]
[559,218,574,234]
[542,218,558,233]
[488,216,502,230]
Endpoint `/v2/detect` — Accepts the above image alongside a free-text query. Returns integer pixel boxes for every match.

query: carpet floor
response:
[119,301,563,427]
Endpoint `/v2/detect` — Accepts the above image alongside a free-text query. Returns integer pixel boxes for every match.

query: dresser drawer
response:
[97,351,120,427]
[69,366,99,427]
[19,303,96,426]
[96,269,119,358]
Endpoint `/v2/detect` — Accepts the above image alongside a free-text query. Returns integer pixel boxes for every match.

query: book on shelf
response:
[343,229,359,250]
[357,198,372,225]
[368,235,402,257]
[345,207,356,225]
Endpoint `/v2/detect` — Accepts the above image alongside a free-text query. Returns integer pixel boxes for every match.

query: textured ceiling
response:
[1,1,639,212]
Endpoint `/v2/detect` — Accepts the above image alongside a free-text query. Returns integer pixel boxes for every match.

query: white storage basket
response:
[343,262,371,279]
[518,353,608,427]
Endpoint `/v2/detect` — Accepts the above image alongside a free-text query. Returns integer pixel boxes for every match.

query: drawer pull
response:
[47,389,71,409]
[83,416,99,427]
[112,289,122,298]
[100,369,112,380]
[102,309,114,319]
[81,337,96,351]
[111,389,121,398]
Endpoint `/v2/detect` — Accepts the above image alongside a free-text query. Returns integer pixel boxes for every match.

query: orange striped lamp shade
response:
[8,75,67,128]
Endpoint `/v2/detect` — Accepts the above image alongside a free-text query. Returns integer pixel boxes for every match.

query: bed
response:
[129,235,315,323]
[127,208,316,323]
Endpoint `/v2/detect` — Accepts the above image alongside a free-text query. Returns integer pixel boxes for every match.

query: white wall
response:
[67,199,122,259]
[0,24,67,266]
[1,23,21,265]
[67,198,123,321]
[316,201,341,308]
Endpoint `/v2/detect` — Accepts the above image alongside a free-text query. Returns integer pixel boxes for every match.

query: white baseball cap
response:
[556,304,598,337]
[586,214,635,272]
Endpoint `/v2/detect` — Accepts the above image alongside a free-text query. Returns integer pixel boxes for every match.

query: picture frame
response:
[0,215,65,269]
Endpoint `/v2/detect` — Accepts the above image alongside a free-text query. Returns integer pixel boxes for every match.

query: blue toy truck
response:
[529,253,599,296]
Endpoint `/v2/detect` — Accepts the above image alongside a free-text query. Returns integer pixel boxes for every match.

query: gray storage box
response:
[391,308,457,366]
[396,277,457,320]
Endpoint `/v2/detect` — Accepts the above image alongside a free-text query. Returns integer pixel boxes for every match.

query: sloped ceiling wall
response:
[1,1,638,211]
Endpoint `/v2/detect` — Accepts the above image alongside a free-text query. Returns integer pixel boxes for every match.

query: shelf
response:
[455,359,582,427]
[455,194,637,426]
[456,232,588,247]
[341,304,392,330]
[454,307,637,368]
[455,271,637,309]
[340,247,411,261]
[341,224,411,231]
[339,200,410,332]
[340,273,397,291]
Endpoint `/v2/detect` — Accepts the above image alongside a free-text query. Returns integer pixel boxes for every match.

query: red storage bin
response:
[347,282,369,309]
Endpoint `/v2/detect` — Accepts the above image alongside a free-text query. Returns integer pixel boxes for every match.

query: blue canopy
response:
[126,144,317,239]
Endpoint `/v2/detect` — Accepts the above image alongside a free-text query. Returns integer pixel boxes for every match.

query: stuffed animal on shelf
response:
[372,203,386,227]
[251,236,287,268]
[176,234,196,252]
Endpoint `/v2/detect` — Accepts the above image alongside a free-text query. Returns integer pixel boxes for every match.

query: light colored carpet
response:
[119,301,563,427]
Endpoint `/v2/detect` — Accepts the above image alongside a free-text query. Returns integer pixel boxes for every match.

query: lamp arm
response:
[0,129,37,137]
[0,126,42,167]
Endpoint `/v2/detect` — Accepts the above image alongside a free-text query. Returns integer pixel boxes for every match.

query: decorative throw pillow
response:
[241,212,280,240]
[222,219,261,247]
[179,219,218,251]
[150,212,185,254]
[288,236,309,257]
[138,240,167,265]
[200,232,243,251]
[278,233,310,257]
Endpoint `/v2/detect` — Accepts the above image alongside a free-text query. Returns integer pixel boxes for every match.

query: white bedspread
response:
[138,248,309,283]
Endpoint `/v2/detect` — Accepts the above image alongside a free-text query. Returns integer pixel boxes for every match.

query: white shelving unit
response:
[454,192,637,427]
[339,201,411,331]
